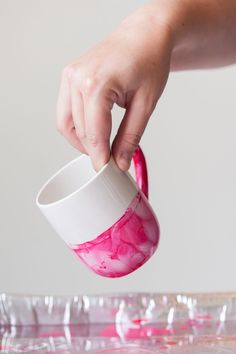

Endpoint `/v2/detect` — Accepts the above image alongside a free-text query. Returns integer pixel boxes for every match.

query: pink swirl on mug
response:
[36,146,160,278]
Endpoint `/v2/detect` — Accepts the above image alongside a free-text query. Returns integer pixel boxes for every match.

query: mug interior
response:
[37,155,97,205]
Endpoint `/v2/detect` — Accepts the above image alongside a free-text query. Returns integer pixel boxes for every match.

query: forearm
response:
[170,0,236,69]
[139,0,236,70]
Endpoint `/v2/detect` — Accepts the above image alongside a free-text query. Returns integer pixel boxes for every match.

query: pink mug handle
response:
[132,146,148,199]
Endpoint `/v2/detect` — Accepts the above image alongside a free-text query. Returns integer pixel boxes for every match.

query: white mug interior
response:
[38,154,103,205]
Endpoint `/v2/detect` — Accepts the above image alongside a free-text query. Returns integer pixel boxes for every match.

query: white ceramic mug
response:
[36,147,160,277]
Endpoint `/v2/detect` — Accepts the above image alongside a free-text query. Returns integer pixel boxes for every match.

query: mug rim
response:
[36,154,111,208]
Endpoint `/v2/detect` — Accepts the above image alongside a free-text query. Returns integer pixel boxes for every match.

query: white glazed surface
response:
[36,155,138,244]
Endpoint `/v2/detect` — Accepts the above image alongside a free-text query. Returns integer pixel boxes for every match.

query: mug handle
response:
[132,145,148,199]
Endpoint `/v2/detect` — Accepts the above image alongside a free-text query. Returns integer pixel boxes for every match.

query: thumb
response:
[112,93,153,171]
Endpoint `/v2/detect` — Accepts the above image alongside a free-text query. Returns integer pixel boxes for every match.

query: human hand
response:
[56,1,174,171]
[57,0,236,171]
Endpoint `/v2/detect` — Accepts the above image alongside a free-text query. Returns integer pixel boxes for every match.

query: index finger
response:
[83,89,114,170]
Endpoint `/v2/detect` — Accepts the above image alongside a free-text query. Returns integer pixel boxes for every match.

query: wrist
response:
[146,0,193,46]
[120,0,194,57]
[118,1,178,54]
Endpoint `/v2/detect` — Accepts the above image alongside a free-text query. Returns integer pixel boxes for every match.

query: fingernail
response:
[93,159,105,172]
[117,152,131,171]
[93,153,110,172]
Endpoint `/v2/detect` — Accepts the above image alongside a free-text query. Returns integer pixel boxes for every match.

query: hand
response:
[57,2,173,171]
[57,0,236,171]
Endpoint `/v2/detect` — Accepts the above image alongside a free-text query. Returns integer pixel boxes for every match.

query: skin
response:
[57,0,236,171]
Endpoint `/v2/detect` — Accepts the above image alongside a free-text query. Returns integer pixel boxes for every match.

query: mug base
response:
[69,192,160,278]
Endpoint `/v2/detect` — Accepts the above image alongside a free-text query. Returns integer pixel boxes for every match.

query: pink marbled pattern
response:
[70,192,160,278]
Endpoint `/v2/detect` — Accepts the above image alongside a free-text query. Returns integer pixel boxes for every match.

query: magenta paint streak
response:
[125,326,172,339]
[40,331,65,338]
[196,314,212,320]
[70,191,159,278]
[94,349,158,354]
[159,346,168,350]
[100,324,172,339]
[132,318,148,325]
[0,346,13,351]
[166,341,177,346]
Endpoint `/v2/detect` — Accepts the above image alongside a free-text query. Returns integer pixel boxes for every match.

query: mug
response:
[36,147,160,278]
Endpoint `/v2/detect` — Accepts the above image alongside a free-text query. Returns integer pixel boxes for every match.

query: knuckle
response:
[77,129,86,141]
[62,64,83,85]
[82,75,100,95]
[135,91,157,118]
[143,97,157,117]
[147,102,156,117]
[122,133,141,148]
[87,133,99,146]
[62,64,74,79]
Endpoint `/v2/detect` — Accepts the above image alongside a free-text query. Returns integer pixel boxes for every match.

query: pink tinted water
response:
[101,324,173,339]
[94,349,157,354]
[70,192,160,278]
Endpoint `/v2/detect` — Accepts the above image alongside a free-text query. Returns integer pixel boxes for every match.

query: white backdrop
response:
[0,0,236,295]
